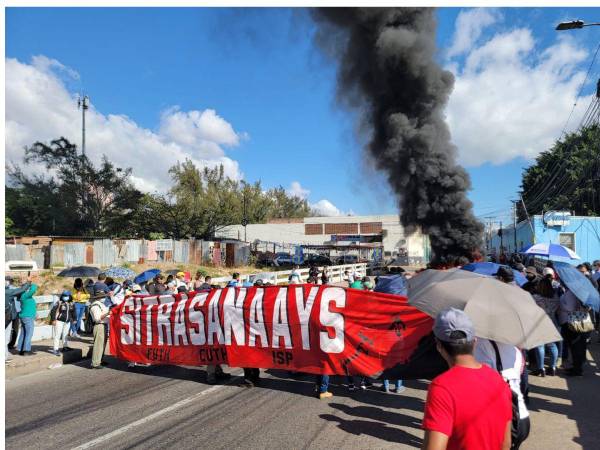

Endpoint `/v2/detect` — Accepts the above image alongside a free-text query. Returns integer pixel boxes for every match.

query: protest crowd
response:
[5,255,600,450]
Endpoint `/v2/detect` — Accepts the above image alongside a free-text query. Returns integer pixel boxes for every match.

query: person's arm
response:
[422,430,448,450]
[501,420,512,450]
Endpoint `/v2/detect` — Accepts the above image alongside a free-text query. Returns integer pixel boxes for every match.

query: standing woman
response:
[531,277,561,376]
[17,274,39,356]
[71,278,90,338]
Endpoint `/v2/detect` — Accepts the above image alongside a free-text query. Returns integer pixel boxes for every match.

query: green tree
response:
[520,124,600,219]
[6,137,142,236]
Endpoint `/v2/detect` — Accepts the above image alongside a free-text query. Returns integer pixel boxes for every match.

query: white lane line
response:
[71,372,241,450]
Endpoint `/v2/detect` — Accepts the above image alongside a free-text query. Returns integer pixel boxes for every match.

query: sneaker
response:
[127,362,137,368]
[395,386,407,394]
[319,391,333,400]
[91,365,105,369]
[360,383,367,391]
[348,384,357,392]
[382,386,390,393]
[51,350,61,356]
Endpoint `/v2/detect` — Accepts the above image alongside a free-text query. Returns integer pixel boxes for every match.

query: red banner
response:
[109,285,443,378]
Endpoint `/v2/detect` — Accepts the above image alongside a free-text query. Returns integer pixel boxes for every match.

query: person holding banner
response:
[89,295,110,369]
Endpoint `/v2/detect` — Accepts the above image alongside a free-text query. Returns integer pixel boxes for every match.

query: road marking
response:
[71,373,241,450]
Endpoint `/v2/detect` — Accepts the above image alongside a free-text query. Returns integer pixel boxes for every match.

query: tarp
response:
[110,285,446,379]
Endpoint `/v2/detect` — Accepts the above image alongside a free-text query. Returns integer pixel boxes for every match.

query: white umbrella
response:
[408,269,562,349]
[522,242,580,260]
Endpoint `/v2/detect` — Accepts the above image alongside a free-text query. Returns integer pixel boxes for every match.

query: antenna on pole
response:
[77,94,89,157]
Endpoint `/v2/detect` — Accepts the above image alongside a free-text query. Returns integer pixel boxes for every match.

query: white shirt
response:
[474,338,529,419]
[289,270,302,284]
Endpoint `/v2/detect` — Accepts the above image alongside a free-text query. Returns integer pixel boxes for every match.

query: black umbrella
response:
[57,266,101,278]
[164,269,183,276]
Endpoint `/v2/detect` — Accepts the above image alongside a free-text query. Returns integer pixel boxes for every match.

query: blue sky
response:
[5,7,600,224]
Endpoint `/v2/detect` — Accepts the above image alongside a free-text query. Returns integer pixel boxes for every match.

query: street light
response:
[556,20,600,30]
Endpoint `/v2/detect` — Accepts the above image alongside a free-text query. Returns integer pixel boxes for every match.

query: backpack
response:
[5,298,18,327]
[490,341,522,449]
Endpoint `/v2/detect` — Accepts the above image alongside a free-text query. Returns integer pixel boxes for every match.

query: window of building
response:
[305,224,323,235]
[558,233,575,251]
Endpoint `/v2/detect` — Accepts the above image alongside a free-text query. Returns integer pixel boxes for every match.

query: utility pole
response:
[512,200,518,253]
[78,95,89,157]
[242,190,248,242]
[499,221,503,254]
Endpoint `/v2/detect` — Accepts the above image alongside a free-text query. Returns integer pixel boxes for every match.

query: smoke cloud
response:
[312,8,483,264]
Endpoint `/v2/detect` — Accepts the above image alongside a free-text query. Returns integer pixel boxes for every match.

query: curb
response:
[6,343,94,379]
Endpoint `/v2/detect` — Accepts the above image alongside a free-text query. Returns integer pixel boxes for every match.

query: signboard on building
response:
[331,234,363,242]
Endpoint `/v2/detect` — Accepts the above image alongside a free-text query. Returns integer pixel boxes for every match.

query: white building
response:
[216,214,430,264]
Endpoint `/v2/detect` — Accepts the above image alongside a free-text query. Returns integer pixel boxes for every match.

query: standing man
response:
[89,294,110,369]
[17,274,39,356]
[422,308,512,450]
[5,277,28,362]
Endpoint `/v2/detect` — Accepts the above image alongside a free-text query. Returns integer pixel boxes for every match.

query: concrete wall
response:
[216,214,429,261]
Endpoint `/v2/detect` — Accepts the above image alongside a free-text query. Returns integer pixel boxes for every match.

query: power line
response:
[559,41,600,139]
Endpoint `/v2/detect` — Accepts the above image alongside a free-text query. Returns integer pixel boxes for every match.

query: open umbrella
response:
[522,243,580,260]
[164,269,183,276]
[134,269,161,284]
[374,275,408,296]
[407,268,562,349]
[461,262,527,287]
[104,266,135,280]
[553,261,600,312]
[57,266,101,278]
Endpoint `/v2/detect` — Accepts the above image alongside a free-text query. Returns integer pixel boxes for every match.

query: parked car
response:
[302,254,333,267]
[335,255,359,265]
[273,252,295,267]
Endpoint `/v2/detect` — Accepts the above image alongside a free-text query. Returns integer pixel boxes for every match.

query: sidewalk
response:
[524,336,600,449]
[5,334,95,379]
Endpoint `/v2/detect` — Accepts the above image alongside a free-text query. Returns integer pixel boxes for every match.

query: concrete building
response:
[489,212,600,263]
[216,214,430,264]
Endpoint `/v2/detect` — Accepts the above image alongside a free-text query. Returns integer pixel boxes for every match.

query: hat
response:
[543,267,555,277]
[525,266,537,276]
[433,308,475,343]
[60,290,72,300]
[494,266,515,282]
[176,271,185,278]
[131,284,142,292]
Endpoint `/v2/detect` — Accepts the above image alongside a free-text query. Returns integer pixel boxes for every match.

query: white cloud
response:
[287,181,310,199]
[5,56,246,193]
[446,25,592,167]
[311,199,348,217]
[446,8,501,59]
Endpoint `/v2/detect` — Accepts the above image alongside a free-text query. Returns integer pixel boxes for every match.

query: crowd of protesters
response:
[5,255,599,449]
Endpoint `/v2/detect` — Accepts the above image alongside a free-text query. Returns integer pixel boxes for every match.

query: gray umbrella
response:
[407,268,562,349]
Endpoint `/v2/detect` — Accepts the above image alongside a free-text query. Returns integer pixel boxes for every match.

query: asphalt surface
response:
[5,340,600,450]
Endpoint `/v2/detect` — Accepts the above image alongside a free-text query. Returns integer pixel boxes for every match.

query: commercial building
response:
[489,212,600,263]
[216,214,431,264]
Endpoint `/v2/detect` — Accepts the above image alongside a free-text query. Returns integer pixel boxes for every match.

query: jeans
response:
[316,374,330,393]
[71,303,86,335]
[535,342,559,369]
[383,379,403,390]
[17,317,35,352]
[5,322,12,360]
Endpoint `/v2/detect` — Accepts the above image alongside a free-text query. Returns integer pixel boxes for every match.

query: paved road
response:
[6,341,600,450]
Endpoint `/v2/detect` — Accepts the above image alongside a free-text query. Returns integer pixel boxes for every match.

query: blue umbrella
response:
[104,266,135,279]
[461,262,527,287]
[374,275,408,296]
[553,261,600,312]
[134,269,161,284]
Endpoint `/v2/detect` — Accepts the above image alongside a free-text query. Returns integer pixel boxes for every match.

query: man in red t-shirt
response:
[422,308,512,450]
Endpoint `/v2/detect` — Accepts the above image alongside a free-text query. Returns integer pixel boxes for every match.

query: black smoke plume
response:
[312,8,483,264]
